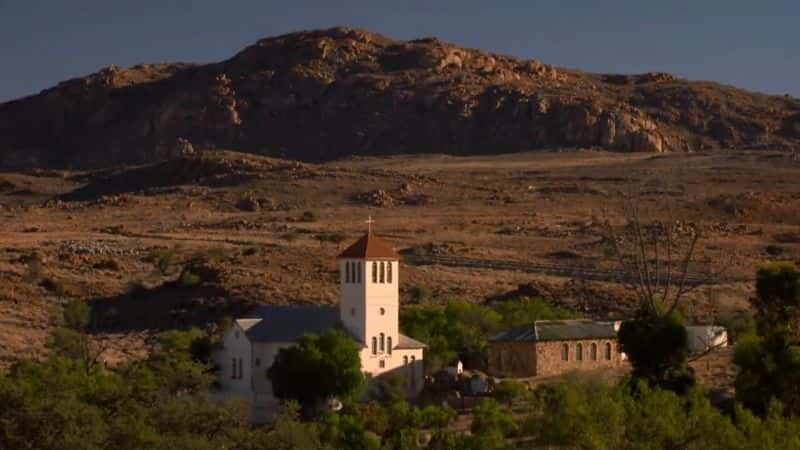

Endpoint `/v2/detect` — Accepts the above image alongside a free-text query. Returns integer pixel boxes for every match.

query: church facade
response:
[213,231,425,411]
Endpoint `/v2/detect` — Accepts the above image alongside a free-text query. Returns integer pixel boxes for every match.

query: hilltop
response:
[1,27,799,169]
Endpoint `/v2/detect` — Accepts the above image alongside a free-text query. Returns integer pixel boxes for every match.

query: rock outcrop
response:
[1,27,798,169]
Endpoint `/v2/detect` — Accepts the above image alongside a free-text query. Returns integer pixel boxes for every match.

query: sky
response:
[0,0,797,102]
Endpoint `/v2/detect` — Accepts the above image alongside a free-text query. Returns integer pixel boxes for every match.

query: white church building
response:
[213,230,426,413]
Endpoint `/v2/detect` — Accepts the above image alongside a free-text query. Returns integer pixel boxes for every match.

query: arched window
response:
[387,337,392,354]
[561,344,569,361]
[371,337,377,355]
[380,333,385,352]
[357,262,362,283]
[576,344,583,361]
[345,262,350,283]
[403,356,409,365]
[591,343,598,361]
[387,262,393,283]
[605,342,612,360]
[372,262,378,283]
[379,262,385,283]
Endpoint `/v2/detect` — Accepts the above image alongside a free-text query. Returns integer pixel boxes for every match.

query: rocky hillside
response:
[1,27,799,169]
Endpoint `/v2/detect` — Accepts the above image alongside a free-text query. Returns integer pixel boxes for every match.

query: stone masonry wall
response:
[535,338,620,377]
[487,341,536,377]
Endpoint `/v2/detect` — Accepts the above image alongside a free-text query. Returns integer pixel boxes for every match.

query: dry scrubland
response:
[0,149,798,389]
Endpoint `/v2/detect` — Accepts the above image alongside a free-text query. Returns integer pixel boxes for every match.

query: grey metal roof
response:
[240,305,341,342]
[488,324,537,342]
[238,305,427,349]
[397,334,427,349]
[489,320,617,342]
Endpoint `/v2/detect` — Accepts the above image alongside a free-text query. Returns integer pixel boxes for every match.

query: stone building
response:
[212,229,425,416]
[487,320,621,378]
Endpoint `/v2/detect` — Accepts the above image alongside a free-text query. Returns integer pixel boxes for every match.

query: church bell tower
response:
[337,219,400,355]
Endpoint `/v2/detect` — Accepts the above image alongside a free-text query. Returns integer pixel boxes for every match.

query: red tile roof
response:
[338,232,400,259]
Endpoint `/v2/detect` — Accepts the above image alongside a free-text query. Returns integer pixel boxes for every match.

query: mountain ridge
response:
[1,26,799,169]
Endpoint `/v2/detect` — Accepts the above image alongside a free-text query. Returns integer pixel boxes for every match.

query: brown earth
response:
[1,27,800,170]
[1,148,797,392]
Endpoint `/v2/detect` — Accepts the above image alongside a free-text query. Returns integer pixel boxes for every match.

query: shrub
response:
[300,210,316,222]
[40,277,66,296]
[407,282,433,304]
[148,249,176,275]
[179,270,201,287]
[493,379,531,405]
[23,253,43,283]
[93,258,121,271]
[766,244,785,256]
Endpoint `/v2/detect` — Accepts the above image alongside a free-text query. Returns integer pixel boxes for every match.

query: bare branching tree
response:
[603,190,723,320]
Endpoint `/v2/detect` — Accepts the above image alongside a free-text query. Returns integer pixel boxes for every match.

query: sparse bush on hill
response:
[407,282,433,304]
[300,210,317,222]
[92,258,121,271]
[280,230,301,242]
[40,277,67,296]
[314,232,346,246]
[766,244,785,256]
[148,248,176,276]
[179,269,201,287]
[22,253,44,283]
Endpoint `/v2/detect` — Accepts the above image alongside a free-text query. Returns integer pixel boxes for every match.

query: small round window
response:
[379,307,386,315]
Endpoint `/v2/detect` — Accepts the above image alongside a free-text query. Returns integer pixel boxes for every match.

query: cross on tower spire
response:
[365,216,375,233]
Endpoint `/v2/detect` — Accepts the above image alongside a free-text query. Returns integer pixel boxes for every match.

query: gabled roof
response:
[397,334,427,349]
[489,320,617,342]
[338,232,400,259]
[241,305,341,342]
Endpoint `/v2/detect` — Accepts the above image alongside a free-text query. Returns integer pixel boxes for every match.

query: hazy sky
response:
[1,0,797,102]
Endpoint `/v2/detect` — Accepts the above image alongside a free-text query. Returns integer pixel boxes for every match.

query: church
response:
[212,228,426,411]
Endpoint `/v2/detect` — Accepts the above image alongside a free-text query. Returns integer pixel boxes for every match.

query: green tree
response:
[618,310,695,394]
[146,329,215,395]
[320,408,381,450]
[465,399,517,450]
[268,329,364,412]
[492,296,578,329]
[735,263,800,416]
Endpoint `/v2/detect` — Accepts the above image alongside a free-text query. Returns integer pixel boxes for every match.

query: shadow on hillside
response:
[60,156,258,202]
[89,281,248,334]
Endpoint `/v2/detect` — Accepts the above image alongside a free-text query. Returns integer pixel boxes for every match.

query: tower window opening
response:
[387,262,393,283]
[357,262,362,283]
[372,262,378,283]
[372,337,377,355]
[379,262,385,283]
[345,262,350,283]
[380,333,385,352]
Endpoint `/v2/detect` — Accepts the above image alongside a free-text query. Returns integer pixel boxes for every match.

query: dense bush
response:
[268,329,365,413]
[618,311,695,394]
[530,380,800,450]
[736,263,800,416]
